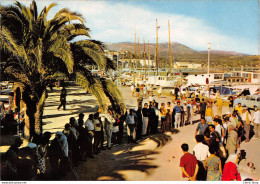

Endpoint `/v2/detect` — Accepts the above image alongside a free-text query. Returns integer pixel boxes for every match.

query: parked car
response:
[241,95,260,109]
[0,95,13,113]
[0,89,13,96]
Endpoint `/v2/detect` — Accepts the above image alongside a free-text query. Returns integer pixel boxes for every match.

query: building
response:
[174,62,202,69]
[225,71,260,84]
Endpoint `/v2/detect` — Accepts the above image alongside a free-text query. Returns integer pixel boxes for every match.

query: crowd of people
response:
[179,101,259,181]
[1,83,259,181]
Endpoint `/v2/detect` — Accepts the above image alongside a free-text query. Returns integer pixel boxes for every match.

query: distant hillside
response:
[104,42,197,56]
[104,42,259,69]
[199,50,247,56]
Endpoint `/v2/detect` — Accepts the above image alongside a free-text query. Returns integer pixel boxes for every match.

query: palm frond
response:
[54,8,85,24]
[72,40,107,69]
[60,23,90,41]
[76,72,108,111]
[100,78,126,114]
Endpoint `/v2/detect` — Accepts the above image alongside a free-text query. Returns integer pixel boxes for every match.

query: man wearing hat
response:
[241,106,252,142]
[253,107,260,139]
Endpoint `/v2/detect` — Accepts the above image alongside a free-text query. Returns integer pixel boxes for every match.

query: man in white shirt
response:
[187,100,193,125]
[241,106,252,142]
[148,93,154,105]
[253,107,260,139]
[193,135,210,163]
[193,135,209,180]
[126,109,136,143]
[84,114,94,158]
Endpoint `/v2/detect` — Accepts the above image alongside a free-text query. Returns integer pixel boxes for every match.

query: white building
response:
[174,62,202,69]
[185,73,224,86]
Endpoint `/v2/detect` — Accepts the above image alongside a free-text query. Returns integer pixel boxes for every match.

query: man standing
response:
[228,96,234,113]
[215,97,223,116]
[57,87,67,110]
[104,109,115,149]
[166,102,173,129]
[187,100,193,125]
[241,106,252,142]
[142,103,149,136]
[137,95,143,110]
[126,109,137,143]
[193,135,210,180]
[225,125,239,155]
[193,135,210,164]
[160,103,167,132]
[93,113,102,154]
[253,107,260,139]
[174,101,183,128]
[195,118,209,137]
[180,143,199,181]
[175,86,179,98]
[199,99,207,119]
[85,114,94,158]
[205,104,214,124]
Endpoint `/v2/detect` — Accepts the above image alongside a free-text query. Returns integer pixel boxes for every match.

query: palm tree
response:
[0,1,125,139]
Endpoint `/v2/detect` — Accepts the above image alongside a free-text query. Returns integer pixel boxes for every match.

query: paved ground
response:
[1,83,259,180]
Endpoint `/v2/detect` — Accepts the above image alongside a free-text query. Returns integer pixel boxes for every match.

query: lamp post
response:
[207,43,211,77]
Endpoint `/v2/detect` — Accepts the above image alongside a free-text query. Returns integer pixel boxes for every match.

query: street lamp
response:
[208,43,211,77]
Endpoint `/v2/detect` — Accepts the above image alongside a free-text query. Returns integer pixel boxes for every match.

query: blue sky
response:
[1,0,259,55]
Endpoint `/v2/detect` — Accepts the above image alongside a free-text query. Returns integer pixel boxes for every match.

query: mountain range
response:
[104,42,246,57]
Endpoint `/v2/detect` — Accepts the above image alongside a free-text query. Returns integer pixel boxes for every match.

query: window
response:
[257,97,260,102]
[214,74,223,79]
[242,73,249,77]
[253,74,260,79]
[246,96,250,100]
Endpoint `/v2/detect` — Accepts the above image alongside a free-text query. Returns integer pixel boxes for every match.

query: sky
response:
[1,0,259,55]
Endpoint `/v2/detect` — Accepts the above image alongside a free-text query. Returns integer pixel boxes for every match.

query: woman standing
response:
[221,153,241,181]
[204,146,222,181]
[160,103,167,132]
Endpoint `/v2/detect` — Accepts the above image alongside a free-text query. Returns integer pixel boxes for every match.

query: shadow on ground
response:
[75,133,172,181]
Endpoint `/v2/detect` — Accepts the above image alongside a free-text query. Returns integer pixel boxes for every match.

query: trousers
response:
[142,117,149,135]
[175,113,181,128]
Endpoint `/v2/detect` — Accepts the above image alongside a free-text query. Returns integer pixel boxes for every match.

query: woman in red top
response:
[222,153,242,181]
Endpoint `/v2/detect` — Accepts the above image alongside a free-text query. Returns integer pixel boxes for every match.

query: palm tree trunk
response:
[23,89,46,140]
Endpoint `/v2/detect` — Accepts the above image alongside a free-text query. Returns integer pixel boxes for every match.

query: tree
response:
[0,1,125,139]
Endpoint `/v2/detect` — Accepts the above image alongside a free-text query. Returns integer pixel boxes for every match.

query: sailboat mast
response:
[144,38,146,79]
[134,29,137,83]
[168,19,172,75]
[156,19,159,75]
[138,37,141,75]
[148,40,150,76]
